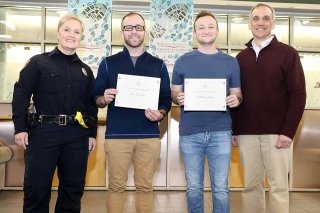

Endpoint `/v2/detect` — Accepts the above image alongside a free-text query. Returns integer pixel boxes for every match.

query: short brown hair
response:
[194,10,219,30]
[121,12,145,28]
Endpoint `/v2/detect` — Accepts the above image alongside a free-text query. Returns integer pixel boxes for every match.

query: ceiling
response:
[228,0,319,4]
[0,0,319,14]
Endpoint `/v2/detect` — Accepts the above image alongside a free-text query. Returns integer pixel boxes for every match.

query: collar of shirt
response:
[49,47,81,63]
[122,46,146,58]
[251,35,274,58]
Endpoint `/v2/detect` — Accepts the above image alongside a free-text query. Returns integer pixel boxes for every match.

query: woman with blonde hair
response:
[12,14,97,213]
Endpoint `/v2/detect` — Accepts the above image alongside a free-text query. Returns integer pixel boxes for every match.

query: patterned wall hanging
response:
[68,0,112,75]
[149,0,193,71]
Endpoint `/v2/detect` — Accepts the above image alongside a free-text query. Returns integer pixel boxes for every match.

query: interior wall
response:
[0,0,319,191]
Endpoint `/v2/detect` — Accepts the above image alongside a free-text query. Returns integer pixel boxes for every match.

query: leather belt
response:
[38,115,75,126]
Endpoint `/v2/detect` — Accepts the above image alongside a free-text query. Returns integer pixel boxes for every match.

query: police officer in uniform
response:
[12,14,97,213]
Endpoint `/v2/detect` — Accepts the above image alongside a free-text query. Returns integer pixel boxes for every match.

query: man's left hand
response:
[275,135,292,149]
[145,108,164,122]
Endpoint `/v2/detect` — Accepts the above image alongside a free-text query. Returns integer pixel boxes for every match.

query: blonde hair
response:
[57,14,85,32]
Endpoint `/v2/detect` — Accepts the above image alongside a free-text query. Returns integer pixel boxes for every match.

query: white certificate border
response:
[184,78,227,111]
[115,74,161,110]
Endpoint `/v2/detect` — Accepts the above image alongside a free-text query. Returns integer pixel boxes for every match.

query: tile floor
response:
[0,190,319,213]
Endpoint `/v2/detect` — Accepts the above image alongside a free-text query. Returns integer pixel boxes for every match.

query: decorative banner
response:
[149,0,193,71]
[68,0,112,75]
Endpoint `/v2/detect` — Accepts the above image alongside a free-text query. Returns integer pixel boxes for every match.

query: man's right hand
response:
[103,88,118,105]
[96,88,118,107]
[232,135,239,147]
[15,132,28,150]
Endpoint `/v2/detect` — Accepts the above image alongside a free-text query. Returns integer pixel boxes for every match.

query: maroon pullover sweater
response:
[232,36,306,139]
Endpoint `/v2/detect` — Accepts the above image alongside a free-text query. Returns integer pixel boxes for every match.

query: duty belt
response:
[38,115,75,126]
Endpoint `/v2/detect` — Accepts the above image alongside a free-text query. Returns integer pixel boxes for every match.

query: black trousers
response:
[23,124,89,213]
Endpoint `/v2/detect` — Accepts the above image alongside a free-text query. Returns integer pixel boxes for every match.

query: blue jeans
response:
[180,131,232,213]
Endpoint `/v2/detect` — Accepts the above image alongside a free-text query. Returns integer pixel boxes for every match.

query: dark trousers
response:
[23,124,89,213]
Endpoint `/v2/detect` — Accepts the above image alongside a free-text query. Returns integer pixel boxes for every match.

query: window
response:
[0,7,41,41]
[294,17,320,50]
[300,52,320,109]
[0,43,41,101]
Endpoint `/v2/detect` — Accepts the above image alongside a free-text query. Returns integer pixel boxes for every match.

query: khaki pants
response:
[238,135,291,213]
[105,138,161,213]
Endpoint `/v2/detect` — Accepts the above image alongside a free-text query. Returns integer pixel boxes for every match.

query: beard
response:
[124,34,144,48]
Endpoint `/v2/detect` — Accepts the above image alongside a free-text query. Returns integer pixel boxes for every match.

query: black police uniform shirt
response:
[12,47,97,137]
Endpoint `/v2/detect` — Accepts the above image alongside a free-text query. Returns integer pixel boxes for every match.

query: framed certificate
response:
[115,74,161,110]
[184,78,226,111]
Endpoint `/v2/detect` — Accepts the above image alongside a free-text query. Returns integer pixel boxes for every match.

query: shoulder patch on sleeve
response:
[82,67,88,76]
[22,59,31,69]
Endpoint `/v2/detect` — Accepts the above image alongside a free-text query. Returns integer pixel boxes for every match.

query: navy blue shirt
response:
[12,47,98,137]
[92,47,171,139]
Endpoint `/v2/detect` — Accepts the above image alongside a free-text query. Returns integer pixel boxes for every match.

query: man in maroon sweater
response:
[232,3,306,213]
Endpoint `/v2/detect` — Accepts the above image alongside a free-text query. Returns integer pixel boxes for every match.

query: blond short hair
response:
[57,14,85,32]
